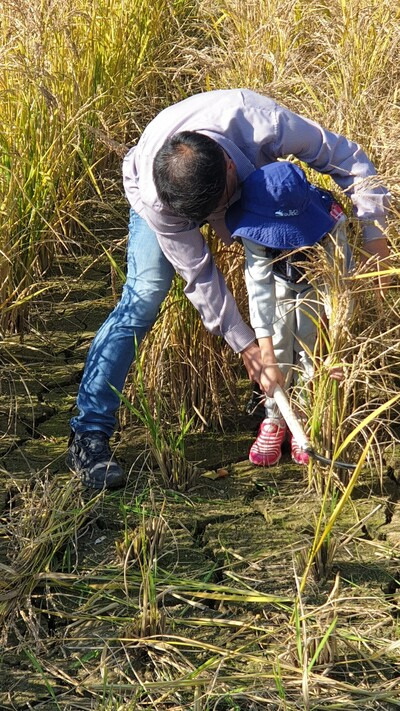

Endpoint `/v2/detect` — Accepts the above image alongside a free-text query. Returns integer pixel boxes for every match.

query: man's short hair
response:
[153,131,227,223]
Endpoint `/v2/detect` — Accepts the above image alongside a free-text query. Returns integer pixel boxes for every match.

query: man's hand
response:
[240,341,285,397]
[240,341,263,382]
[362,237,390,262]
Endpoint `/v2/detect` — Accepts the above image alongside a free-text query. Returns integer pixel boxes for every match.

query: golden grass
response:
[1,0,399,429]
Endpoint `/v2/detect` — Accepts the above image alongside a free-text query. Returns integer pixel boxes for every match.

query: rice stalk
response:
[116,498,168,638]
[112,352,199,492]
[0,0,207,332]
[134,230,247,430]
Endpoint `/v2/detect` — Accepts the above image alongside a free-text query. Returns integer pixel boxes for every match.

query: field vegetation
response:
[1,0,400,708]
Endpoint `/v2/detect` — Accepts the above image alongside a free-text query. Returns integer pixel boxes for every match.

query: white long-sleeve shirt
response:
[122,89,389,353]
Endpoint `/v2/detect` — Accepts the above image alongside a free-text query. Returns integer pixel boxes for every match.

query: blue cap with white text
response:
[225,161,336,249]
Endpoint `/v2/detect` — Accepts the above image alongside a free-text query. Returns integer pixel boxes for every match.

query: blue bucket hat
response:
[225,161,336,249]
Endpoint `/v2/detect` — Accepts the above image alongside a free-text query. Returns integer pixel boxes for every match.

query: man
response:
[66,89,390,489]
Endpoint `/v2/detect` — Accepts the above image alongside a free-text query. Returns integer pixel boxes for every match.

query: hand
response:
[361,237,391,295]
[324,356,344,381]
[240,341,264,383]
[259,362,285,397]
[258,335,285,396]
[240,342,285,397]
[328,365,344,381]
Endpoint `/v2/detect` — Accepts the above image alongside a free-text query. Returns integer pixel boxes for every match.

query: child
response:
[225,161,352,467]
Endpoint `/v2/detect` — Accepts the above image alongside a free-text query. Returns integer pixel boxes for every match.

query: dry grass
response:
[1,465,400,709]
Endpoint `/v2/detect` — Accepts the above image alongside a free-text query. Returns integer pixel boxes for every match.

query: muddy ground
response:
[1,256,400,710]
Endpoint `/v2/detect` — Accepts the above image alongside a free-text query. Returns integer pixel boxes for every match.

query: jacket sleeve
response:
[261,102,390,243]
[144,206,255,353]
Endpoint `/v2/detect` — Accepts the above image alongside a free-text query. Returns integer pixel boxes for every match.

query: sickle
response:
[273,384,357,471]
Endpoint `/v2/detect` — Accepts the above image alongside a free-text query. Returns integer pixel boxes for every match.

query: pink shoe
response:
[291,436,310,465]
[249,418,287,467]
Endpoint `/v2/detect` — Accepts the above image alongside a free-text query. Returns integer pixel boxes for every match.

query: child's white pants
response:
[264,278,319,419]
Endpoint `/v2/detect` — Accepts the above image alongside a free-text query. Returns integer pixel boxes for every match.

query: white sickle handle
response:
[273,385,358,470]
[272,384,310,452]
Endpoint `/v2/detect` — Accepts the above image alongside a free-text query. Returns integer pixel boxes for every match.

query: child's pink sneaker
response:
[249,418,287,467]
[290,436,310,465]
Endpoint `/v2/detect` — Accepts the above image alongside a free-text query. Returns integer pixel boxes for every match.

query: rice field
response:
[1,0,400,708]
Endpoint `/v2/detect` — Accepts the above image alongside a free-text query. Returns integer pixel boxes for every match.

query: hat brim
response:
[226,188,337,250]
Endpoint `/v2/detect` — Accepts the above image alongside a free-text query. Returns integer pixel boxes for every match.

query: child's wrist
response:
[258,337,277,365]
[261,355,278,366]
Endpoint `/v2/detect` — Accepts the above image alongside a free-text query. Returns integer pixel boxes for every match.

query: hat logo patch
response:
[274,209,301,217]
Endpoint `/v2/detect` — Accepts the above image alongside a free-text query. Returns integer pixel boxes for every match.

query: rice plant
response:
[0,471,102,643]
[113,348,199,492]
[116,503,167,638]
[135,232,246,430]
[0,0,206,333]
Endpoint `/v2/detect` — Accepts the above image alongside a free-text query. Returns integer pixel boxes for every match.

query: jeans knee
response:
[116,279,169,326]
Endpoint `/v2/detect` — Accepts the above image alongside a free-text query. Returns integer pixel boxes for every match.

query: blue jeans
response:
[70,209,175,436]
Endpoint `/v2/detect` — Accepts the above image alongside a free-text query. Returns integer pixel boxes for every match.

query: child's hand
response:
[259,363,286,397]
[324,356,344,381]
